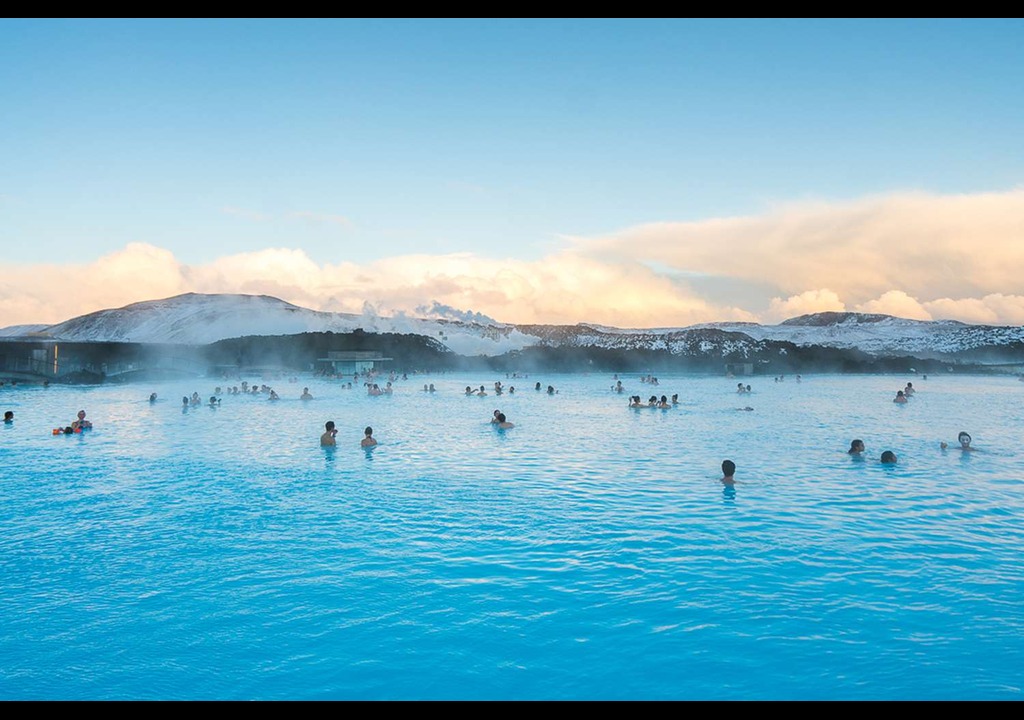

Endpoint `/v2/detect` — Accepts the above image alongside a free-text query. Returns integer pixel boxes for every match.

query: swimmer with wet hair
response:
[3,410,13,424]
[721,459,736,485]
[496,413,514,429]
[848,439,865,455]
[361,426,378,447]
[941,431,976,451]
[321,421,337,447]
[881,450,898,464]
[893,390,908,404]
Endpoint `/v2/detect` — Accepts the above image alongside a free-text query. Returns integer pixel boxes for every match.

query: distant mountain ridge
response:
[2,292,1023,363]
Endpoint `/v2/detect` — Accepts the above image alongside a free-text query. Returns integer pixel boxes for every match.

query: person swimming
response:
[721,459,737,485]
[848,439,865,455]
[71,410,92,430]
[361,426,378,447]
[893,390,907,404]
[941,431,976,451]
[149,393,157,403]
[490,409,502,424]
[465,386,474,396]
[321,420,337,447]
[495,412,514,429]
[657,395,670,409]
[3,410,13,424]
[904,382,915,397]
[300,387,313,400]
[881,450,898,464]
[629,395,644,408]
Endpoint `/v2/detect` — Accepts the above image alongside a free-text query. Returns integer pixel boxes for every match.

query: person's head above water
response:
[881,450,898,464]
[325,421,335,432]
[958,431,972,447]
[848,439,865,454]
[364,426,373,436]
[721,459,736,478]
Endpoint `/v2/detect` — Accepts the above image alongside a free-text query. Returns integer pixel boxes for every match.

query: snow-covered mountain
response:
[2,294,1023,361]
[703,312,1024,357]
[0,293,541,357]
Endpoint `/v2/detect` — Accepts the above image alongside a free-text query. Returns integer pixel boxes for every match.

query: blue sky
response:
[2,18,1024,327]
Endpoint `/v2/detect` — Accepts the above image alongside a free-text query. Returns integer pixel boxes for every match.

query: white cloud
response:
[288,211,352,228]
[0,244,752,328]
[5,188,1024,328]
[764,289,845,322]
[854,290,932,321]
[581,187,1024,308]
[220,206,272,222]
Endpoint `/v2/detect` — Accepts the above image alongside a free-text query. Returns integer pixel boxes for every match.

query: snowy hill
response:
[0,293,541,357]
[2,294,1023,361]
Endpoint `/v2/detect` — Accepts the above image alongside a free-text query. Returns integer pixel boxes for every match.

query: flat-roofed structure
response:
[317,350,392,375]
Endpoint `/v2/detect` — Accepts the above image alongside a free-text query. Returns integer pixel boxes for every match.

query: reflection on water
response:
[1,372,1022,700]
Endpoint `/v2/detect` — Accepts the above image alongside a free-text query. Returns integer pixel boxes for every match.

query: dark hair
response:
[497,413,506,422]
[848,439,864,453]
[325,421,335,431]
[958,431,971,443]
[3,411,12,420]
[722,459,736,477]
[364,426,373,436]
[881,450,897,463]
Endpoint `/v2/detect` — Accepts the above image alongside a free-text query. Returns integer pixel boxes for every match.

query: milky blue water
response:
[1,371,1023,700]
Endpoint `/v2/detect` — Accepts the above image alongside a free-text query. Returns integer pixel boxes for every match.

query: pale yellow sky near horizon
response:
[3,189,1024,329]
